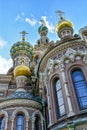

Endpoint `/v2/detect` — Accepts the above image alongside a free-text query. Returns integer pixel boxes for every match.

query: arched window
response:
[16,114,24,130]
[53,78,66,117]
[0,117,5,130]
[71,69,87,109]
[35,115,41,130]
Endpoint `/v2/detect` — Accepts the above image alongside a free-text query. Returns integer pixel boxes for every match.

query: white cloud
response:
[15,15,21,21]
[0,37,7,48]
[0,56,13,74]
[25,18,37,26]
[41,16,55,33]
[16,12,25,21]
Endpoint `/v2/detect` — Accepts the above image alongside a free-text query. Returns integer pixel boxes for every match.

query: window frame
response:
[71,68,87,110]
[53,78,66,118]
[16,114,24,130]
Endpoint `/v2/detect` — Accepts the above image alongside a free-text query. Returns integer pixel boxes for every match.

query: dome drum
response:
[56,19,74,39]
[58,26,74,38]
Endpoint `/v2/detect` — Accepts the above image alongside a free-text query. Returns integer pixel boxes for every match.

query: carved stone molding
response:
[0,110,8,130]
[0,99,42,109]
[39,41,86,72]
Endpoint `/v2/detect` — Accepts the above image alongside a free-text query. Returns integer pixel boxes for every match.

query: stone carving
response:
[83,52,87,65]
[62,48,83,63]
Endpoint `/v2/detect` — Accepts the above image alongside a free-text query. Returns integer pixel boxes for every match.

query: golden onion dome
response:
[14,64,31,77]
[56,19,73,33]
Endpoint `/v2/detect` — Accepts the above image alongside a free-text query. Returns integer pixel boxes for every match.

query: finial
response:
[56,10,64,21]
[21,58,24,64]
[39,19,45,25]
[20,31,28,41]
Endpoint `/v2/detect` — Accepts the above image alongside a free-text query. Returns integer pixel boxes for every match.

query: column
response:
[32,117,36,130]
[41,120,43,130]
[11,119,14,130]
[5,117,8,130]
[46,85,52,126]
[26,118,29,130]
[59,63,75,117]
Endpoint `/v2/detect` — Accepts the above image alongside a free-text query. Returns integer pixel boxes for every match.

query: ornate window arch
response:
[0,110,8,130]
[32,110,43,130]
[11,107,29,130]
[53,77,66,117]
[71,68,87,109]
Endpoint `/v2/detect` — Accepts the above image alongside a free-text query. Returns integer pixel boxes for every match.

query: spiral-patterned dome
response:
[10,39,33,59]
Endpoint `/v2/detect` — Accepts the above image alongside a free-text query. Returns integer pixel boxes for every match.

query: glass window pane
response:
[58,97,64,106]
[72,70,87,109]
[0,117,5,130]
[59,105,66,116]
[57,90,62,98]
[54,78,66,117]
[56,80,61,90]
[16,114,24,130]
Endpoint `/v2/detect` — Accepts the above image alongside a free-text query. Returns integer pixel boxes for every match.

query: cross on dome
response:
[20,31,28,41]
[56,10,64,21]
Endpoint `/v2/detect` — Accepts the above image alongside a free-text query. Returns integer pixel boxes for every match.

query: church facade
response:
[0,13,87,130]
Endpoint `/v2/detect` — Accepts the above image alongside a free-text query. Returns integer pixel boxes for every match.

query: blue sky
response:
[0,0,87,73]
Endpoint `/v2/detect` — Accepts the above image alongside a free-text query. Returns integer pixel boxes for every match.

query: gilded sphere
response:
[14,65,31,77]
[56,20,73,33]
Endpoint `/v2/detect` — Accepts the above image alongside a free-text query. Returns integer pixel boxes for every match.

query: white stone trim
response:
[11,107,29,130]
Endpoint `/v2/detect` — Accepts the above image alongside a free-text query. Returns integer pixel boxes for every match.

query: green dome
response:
[38,25,48,34]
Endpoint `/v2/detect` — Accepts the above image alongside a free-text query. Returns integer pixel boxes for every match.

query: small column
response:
[41,120,43,130]
[32,117,36,130]
[5,117,8,130]
[59,62,74,117]
[26,118,29,130]
[46,85,52,126]
[11,119,14,130]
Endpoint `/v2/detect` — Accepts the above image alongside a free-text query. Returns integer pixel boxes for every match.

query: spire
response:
[20,31,28,41]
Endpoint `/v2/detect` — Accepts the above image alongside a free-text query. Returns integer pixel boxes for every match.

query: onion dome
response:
[56,19,73,33]
[38,20,48,36]
[10,31,33,59]
[38,25,48,34]
[14,64,31,77]
[56,11,74,38]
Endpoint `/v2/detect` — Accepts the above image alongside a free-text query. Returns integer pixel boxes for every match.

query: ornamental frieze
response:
[0,99,42,110]
[39,41,86,72]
